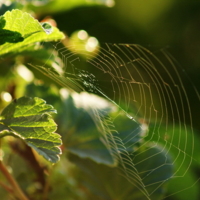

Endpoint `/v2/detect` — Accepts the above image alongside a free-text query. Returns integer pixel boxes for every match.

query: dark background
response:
[50,0,200,132]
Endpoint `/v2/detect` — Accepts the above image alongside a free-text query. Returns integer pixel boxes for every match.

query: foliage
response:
[0,9,64,56]
[0,96,61,163]
[0,1,199,200]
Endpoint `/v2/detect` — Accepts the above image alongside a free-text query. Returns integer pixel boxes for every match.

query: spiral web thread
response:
[29,42,199,199]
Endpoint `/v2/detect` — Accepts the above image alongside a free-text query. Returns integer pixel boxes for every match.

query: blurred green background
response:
[49,0,200,130]
[0,0,200,200]
[1,0,199,128]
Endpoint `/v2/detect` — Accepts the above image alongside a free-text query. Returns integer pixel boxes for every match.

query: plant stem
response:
[0,160,29,200]
[42,166,53,200]
[0,181,13,193]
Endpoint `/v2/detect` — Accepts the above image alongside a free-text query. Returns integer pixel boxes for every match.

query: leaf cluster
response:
[0,2,186,200]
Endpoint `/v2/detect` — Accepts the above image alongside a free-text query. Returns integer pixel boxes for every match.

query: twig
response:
[42,166,54,200]
[0,181,13,193]
[9,140,46,187]
[0,160,29,200]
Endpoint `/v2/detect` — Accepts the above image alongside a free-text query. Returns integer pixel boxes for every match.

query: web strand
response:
[29,42,198,200]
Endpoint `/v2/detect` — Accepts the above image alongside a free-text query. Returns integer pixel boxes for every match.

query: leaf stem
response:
[0,181,13,193]
[0,160,29,200]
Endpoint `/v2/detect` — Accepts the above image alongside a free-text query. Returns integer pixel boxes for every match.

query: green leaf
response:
[0,15,24,45]
[147,125,199,200]
[25,83,144,167]
[0,9,65,56]
[57,92,116,166]
[29,0,115,15]
[26,83,117,165]
[112,113,144,152]
[0,16,6,29]
[69,143,173,200]
[0,29,24,45]
[0,96,62,163]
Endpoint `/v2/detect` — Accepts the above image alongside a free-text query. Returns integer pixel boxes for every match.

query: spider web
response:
[29,41,199,200]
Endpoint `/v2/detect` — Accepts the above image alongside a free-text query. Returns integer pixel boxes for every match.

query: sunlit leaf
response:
[0,9,65,56]
[25,83,144,167]
[0,96,62,163]
[25,83,115,165]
